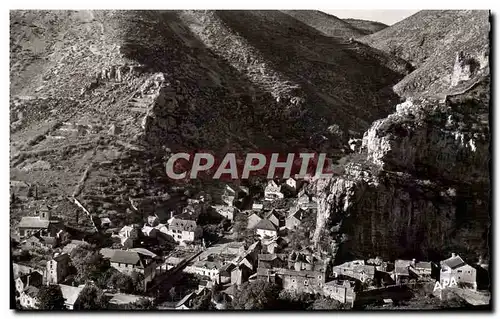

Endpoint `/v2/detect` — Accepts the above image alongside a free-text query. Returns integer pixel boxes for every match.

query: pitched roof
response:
[247,213,263,229]
[175,292,196,308]
[109,250,142,266]
[129,248,158,259]
[254,219,277,231]
[441,255,466,269]
[59,284,84,306]
[415,261,432,269]
[18,217,50,229]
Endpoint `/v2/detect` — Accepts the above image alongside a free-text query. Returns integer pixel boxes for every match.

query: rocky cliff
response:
[310,78,490,262]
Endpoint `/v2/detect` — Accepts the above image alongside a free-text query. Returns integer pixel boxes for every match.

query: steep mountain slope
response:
[360,10,490,97]
[280,10,368,38]
[10,10,408,232]
[343,18,387,35]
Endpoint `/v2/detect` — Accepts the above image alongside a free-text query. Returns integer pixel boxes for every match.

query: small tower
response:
[39,205,51,220]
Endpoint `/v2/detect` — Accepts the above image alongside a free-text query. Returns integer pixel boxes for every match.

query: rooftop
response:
[254,219,277,231]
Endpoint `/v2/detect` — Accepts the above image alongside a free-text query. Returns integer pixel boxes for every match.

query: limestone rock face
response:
[310,82,490,262]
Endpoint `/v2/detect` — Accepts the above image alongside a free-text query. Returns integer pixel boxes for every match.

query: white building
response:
[254,219,278,238]
[264,180,284,201]
[166,218,203,244]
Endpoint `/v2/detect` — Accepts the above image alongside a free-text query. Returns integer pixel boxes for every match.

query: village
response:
[10,177,491,310]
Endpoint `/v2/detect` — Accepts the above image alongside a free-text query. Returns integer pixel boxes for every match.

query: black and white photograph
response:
[9,8,492,311]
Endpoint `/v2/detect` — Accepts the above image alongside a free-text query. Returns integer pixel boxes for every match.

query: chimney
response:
[27,274,30,288]
[452,253,456,258]
[412,258,416,266]
[170,211,174,219]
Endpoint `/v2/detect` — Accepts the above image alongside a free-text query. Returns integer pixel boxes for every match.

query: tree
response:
[126,298,156,310]
[75,285,108,310]
[309,296,344,310]
[192,292,215,310]
[70,245,110,285]
[36,285,66,310]
[169,287,177,302]
[231,280,281,310]
[130,271,145,293]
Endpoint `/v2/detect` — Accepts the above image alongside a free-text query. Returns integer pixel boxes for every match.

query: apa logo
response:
[433,277,458,291]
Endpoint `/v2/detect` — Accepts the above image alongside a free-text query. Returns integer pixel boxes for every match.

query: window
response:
[468,271,471,273]
[458,270,462,273]
[304,280,309,286]
[318,275,322,279]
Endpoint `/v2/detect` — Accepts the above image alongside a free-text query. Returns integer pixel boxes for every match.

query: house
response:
[265,210,286,230]
[212,205,236,221]
[257,253,289,269]
[393,259,414,284]
[264,180,284,201]
[105,249,158,289]
[254,219,278,238]
[100,217,113,228]
[147,215,159,227]
[15,272,43,294]
[323,279,357,305]
[284,177,300,192]
[142,225,159,238]
[118,225,140,247]
[46,253,70,284]
[257,251,330,294]
[440,253,477,289]
[186,259,223,280]
[285,207,307,230]
[222,185,236,206]
[13,262,46,279]
[332,260,376,284]
[297,189,318,210]
[167,218,203,244]
[412,260,433,277]
[19,286,39,309]
[17,206,62,238]
[23,232,58,249]
[252,202,264,211]
[247,213,262,229]
[262,236,288,254]
[59,284,84,310]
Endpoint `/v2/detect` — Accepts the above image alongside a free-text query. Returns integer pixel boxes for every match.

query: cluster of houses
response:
[11,176,489,310]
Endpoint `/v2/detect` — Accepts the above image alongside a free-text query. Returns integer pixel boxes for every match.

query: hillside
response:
[280,10,367,38]
[343,18,387,35]
[360,10,490,97]
[10,10,409,232]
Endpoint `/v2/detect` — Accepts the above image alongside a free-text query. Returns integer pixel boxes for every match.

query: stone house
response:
[17,206,62,238]
[440,253,477,289]
[285,207,307,230]
[254,219,278,238]
[323,279,357,305]
[105,249,158,290]
[46,253,71,284]
[332,260,376,284]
